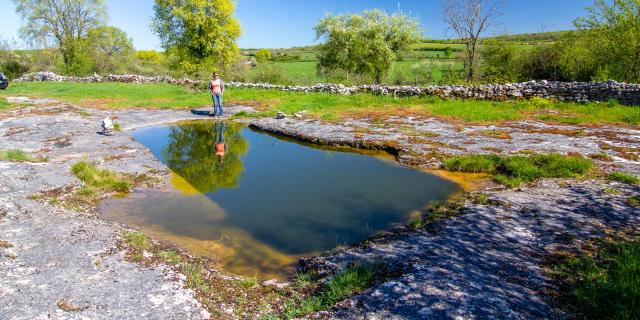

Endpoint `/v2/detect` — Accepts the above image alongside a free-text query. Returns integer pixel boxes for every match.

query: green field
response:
[240,38,547,85]
[247,59,465,85]
[1,82,638,126]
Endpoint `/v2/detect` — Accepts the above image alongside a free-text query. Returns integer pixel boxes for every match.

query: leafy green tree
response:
[12,0,107,67]
[480,39,519,82]
[86,26,134,74]
[255,48,272,63]
[152,0,241,73]
[573,0,640,82]
[163,121,248,193]
[315,10,421,84]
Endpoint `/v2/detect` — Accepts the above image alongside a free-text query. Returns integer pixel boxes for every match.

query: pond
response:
[99,120,462,278]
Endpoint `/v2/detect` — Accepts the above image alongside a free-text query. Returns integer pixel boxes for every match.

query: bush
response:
[251,64,290,84]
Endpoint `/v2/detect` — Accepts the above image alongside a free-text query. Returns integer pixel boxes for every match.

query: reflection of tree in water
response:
[163,121,248,193]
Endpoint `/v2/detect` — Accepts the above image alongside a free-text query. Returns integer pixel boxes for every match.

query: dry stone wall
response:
[16,72,640,105]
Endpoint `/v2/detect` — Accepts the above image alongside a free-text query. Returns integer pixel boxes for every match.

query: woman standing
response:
[209,73,225,118]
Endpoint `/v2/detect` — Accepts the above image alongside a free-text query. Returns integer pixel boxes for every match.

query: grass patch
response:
[0,149,48,163]
[589,152,613,161]
[602,187,621,195]
[629,196,640,207]
[283,263,379,319]
[123,231,153,251]
[113,122,122,131]
[607,172,639,185]
[554,239,640,320]
[157,250,181,264]
[444,153,592,187]
[183,261,212,294]
[70,160,131,192]
[0,149,32,162]
[2,82,639,125]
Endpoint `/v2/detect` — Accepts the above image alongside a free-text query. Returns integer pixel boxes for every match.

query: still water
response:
[99,120,461,278]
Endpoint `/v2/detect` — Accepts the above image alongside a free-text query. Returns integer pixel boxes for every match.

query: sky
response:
[0,0,596,50]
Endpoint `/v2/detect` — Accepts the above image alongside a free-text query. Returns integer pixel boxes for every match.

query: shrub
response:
[252,64,290,84]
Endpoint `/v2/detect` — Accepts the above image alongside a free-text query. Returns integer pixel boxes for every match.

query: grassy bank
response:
[1,82,639,125]
[555,239,640,319]
[443,153,593,187]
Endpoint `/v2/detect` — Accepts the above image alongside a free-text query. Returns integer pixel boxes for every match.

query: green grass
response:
[555,240,640,320]
[284,264,378,319]
[0,149,33,162]
[70,160,132,192]
[629,196,640,207]
[2,82,639,125]
[158,250,181,264]
[183,261,212,294]
[444,153,593,187]
[123,231,153,251]
[607,172,639,185]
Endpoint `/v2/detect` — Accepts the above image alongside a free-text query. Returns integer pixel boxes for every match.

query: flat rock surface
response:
[0,105,251,319]
[246,116,640,319]
[0,101,638,319]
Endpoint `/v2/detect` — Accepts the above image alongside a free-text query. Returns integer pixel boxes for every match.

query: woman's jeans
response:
[212,93,223,116]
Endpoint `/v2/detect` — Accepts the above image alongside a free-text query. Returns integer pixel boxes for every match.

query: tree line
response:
[2,0,639,84]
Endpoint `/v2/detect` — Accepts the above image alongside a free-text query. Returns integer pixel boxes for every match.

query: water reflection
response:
[163,120,247,193]
[100,120,462,278]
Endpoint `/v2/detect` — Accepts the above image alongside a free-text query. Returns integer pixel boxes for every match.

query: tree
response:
[86,26,134,74]
[255,48,271,63]
[442,0,505,81]
[87,26,133,57]
[315,10,421,83]
[152,0,241,73]
[12,0,107,66]
[573,0,640,82]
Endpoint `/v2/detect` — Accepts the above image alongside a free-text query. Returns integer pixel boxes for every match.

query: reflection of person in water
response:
[214,121,227,163]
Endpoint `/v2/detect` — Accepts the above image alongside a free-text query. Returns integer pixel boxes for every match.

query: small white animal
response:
[101,117,114,135]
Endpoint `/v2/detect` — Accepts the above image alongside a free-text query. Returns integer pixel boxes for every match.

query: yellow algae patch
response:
[423,169,489,193]
[99,191,299,279]
[169,171,200,195]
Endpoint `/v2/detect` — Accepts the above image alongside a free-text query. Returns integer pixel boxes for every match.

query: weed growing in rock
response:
[628,196,640,207]
[0,149,47,162]
[602,187,622,195]
[157,250,181,264]
[607,172,639,185]
[113,122,122,131]
[554,239,640,320]
[444,153,592,188]
[588,152,613,161]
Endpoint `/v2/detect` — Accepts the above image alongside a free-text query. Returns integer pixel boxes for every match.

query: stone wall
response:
[16,71,640,105]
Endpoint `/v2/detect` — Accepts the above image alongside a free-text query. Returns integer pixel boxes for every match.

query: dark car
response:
[0,73,8,90]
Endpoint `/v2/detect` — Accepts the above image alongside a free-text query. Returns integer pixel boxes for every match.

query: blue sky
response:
[1,0,595,50]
